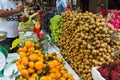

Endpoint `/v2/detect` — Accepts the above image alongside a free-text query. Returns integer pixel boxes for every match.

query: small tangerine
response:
[31,73,38,79]
[28,77,36,80]
[39,76,48,80]
[29,54,38,61]
[37,69,42,74]
[28,68,35,73]
[20,69,29,76]
[28,47,35,52]
[59,77,66,80]
[35,61,43,70]
[19,52,26,58]
[29,61,35,68]
[25,40,33,49]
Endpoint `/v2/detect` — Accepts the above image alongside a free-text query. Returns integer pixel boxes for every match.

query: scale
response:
[0,46,8,77]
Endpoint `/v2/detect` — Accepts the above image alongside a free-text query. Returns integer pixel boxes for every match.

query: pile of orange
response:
[16,40,74,80]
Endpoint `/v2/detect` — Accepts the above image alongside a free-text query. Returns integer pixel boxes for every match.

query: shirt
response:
[56,0,67,14]
[0,0,18,38]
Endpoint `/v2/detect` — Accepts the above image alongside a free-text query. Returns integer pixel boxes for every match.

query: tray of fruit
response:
[15,40,80,80]
[92,60,120,80]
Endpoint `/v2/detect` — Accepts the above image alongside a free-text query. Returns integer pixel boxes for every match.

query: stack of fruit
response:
[50,15,63,42]
[108,10,120,29]
[58,11,120,80]
[97,60,120,80]
[16,40,74,80]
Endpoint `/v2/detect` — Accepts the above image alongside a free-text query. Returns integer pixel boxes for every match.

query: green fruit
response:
[50,15,63,42]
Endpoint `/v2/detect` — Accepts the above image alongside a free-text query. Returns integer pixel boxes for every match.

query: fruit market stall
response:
[0,8,120,80]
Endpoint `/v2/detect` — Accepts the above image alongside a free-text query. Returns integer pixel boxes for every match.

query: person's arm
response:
[0,5,23,17]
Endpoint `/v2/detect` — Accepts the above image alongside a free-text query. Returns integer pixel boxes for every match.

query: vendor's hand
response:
[16,4,24,13]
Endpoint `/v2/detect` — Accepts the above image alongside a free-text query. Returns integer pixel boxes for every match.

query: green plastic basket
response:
[0,46,8,58]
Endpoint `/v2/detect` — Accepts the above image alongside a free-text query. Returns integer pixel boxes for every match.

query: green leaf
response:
[15,75,21,80]
[11,59,18,63]
[10,38,20,50]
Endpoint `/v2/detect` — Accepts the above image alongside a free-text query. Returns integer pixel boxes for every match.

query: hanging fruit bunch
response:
[58,11,120,80]
[16,40,74,80]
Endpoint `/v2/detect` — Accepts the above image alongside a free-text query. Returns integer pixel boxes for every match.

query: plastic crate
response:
[92,67,105,80]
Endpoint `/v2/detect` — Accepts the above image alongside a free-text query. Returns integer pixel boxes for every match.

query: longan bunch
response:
[59,11,120,80]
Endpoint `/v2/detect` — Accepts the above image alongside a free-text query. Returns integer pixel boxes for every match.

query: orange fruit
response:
[39,76,48,80]
[55,68,60,72]
[17,65,23,71]
[18,58,22,62]
[37,69,42,74]
[28,68,35,73]
[26,52,30,56]
[17,48,23,52]
[17,64,26,71]
[35,61,43,70]
[47,76,52,80]
[38,57,43,62]
[21,64,26,69]
[48,60,59,68]
[26,75,30,78]
[31,73,38,79]
[62,73,68,78]
[49,68,57,73]
[28,47,35,52]
[39,54,44,59]
[35,43,39,47]
[43,64,46,68]
[47,53,53,57]
[19,52,26,58]
[57,58,63,63]
[67,74,74,78]
[50,52,56,55]
[20,69,29,76]
[21,57,29,66]
[59,77,66,80]
[19,76,24,80]
[25,40,33,49]
[53,60,59,64]
[34,50,41,54]
[29,54,38,61]
[28,77,36,80]
[23,47,27,52]
[55,72,61,78]
[60,69,67,74]
[60,65,66,70]
[56,66,60,70]
[16,61,20,66]
[18,47,27,52]
[49,73,56,79]
[29,61,35,68]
